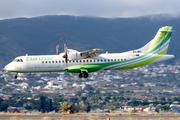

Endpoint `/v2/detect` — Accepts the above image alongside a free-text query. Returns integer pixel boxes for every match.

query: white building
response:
[144,107,157,113]
[144,83,156,87]
[47,81,53,87]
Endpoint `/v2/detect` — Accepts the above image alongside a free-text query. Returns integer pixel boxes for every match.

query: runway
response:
[1,114,180,120]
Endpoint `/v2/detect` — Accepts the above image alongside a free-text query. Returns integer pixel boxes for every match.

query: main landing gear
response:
[78,71,89,78]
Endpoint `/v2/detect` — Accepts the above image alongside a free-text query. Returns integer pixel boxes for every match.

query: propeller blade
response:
[64,44,66,52]
[63,44,68,65]
[56,45,59,55]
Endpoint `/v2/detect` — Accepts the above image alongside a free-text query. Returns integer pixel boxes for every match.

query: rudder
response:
[140,26,173,55]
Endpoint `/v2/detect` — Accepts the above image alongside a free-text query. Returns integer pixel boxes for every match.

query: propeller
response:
[56,45,59,55]
[62,44,68,64]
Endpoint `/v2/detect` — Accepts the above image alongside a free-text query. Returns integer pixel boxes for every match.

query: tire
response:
[78,73,83,78]
[14,74,17,79]
[83,72,88,78]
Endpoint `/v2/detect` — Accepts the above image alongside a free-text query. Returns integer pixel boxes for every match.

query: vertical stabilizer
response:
[139,26,173,55]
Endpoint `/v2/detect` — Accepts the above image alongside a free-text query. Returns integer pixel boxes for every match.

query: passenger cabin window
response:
[108,59,110,62]
[56,61,58,63]
[52,61,54,63]
[42,61,44,64]
[97,59,99,62]
[62,60,64,63]
[49,61,51,63]
[101,59,103,62]
[83,60,85,62]
[87,60,88,62]
[59,61,61,63]
[104,59,106,62]
[90,60,92,62]
[46,61,47,63]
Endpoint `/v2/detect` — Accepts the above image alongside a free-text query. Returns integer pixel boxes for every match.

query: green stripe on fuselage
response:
[114,48,168,70]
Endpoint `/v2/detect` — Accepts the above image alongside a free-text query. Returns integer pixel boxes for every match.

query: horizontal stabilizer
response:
[160,30,174,32]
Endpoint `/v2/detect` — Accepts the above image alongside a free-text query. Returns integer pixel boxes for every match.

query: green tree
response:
[59,101,74,113]
[101,96,108,102]
[148,88,152,93]
[131,97,137,101]
[119,96,125,101]
[155,104,161,113]
[151,97,157,102]
[84,85,94,91]
[159,97,166,102]
[171,96,178,102]
[127,100,141,107]
[49,99,53,112]
[110,96,116,102]
[159,104,170,111]
[149,104,154,111]
[86,103,91,113]
[39,95,46,113]
[80,101,91,113]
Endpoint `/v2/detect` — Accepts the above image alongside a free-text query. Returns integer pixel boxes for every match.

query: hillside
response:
[0,15,179,68]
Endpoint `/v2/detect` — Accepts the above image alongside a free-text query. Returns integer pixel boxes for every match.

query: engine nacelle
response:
[68,52,84,60]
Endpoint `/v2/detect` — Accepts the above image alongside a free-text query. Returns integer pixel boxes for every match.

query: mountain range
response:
[0,14,180,68]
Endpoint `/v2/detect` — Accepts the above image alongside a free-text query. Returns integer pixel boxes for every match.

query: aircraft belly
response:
[65,64,104,73]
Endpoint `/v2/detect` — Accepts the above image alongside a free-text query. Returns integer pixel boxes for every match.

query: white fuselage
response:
[4,52,174,73]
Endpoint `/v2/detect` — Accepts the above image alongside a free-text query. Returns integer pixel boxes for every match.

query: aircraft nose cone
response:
[4,65,9,71]
[4,63,13,71]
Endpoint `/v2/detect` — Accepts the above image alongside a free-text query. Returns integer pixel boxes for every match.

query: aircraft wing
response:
[80,49,103,58]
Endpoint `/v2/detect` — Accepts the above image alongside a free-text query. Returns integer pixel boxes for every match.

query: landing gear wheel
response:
[83,72,88,78]
[81,71,88,78]
[78,70,89,78]
[78,73,83,78]
[14,74,18,79]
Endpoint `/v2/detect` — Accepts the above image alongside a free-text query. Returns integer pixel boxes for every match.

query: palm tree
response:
[59,101,74,113]
[149,104,154,112]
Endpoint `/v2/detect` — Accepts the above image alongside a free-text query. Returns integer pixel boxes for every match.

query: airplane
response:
[4,26,174,79]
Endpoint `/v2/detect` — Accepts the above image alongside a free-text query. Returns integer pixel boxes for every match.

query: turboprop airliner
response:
[4,26,174,79]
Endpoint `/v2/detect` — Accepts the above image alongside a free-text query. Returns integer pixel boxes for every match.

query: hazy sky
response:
[1,0,180,20]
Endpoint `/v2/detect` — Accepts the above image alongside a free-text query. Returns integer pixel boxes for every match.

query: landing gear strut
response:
[78,71,88,78]
[14,74,18,79]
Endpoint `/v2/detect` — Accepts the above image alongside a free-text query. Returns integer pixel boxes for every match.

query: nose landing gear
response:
[14,73,18,79]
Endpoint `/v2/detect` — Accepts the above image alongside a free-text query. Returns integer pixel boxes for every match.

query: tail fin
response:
[140,26,173,55]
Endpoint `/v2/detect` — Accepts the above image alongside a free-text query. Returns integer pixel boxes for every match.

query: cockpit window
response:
[13,59,23,62]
